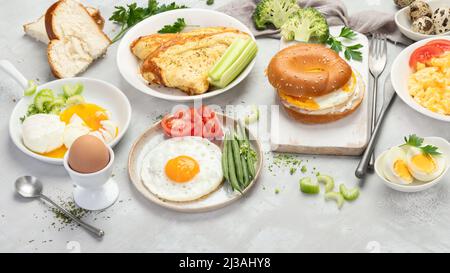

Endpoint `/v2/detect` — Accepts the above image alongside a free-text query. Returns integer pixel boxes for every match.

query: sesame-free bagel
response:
[267,44,352,97]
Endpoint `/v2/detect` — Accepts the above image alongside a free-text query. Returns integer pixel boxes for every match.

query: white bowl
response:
[375,137,450,192]
[395,0,450,41]
[9,78,132,165]
[391,36,450,122]
[116,8,257,102]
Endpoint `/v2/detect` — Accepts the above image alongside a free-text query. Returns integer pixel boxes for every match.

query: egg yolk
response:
[343,72,356,93]
[412,154,436,173]
[60,103,109,131]
[165,156,200,183]
[394,160,413,181]
[40,146,67,159]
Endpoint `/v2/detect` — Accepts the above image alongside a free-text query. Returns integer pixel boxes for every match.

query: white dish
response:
[9,77,131,165]
[128,114,263,212]
[395,0,450,41]
[391,36,450,122]
[375,137,450,192]
[116,8,256,102]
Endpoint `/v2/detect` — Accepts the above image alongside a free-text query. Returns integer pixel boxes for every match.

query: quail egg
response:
[411,16,435,34]
[409,1,432,21]
[432,7,450,34]
[394,0,415,8]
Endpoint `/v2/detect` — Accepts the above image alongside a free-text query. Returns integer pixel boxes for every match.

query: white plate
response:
[116,8,256,102]
[375,137,450,192]
[9,78,132,165]
[391,36,450,122]
[395,0,450,42]
[128,114,263,212]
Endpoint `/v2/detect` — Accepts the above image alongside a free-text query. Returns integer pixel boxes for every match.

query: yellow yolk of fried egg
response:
[406,147,446,182]
[382,146,414,185]
[278,72,357,111]
[408,52,450,115]
[140,137,223,202]
[165,155,200,183]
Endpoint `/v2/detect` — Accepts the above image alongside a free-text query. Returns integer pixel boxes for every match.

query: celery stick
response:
[325,192,344,209]
[24,80,37,97]
[299,177,320,194]
[317,175,335,193]
[210,40,257,88]
[339,184,360,201]
[209,38,249,81]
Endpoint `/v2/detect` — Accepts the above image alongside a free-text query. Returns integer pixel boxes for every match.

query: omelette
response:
[130,27,250,95]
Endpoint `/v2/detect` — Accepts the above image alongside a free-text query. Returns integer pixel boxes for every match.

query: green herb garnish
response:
[206,0,214,5]
[402,134,441,155]
[158,18,186,33]
[326,27,363,61]
[109,0,188,43]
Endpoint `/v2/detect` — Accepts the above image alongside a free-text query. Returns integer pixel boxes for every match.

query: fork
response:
[367,33,387,170]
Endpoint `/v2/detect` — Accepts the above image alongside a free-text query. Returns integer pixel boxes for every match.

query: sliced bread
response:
[23,6,104,44]
[45,0,110,78]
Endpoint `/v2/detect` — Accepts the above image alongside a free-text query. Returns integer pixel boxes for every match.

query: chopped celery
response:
[209,38,250,81]
[244,105,260,125]
[317,175,335,193]
[325,192,344,209]
[299,177,320,194]
[66,95,85,106]
[63,83,84,98]
[209,39,257,88]
[24,80,37,97]
[339,184,360,201]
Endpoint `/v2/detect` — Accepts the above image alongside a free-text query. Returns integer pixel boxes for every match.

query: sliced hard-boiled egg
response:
[406,147,446,182]
[63,116,90,149]
[382,146,414,185]
[89,120,117,144]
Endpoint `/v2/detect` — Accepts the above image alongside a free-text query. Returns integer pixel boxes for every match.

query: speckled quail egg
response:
[411,16,435,34]
[394,0,415,8]
[409,1,432,21]
[432,7,450,34]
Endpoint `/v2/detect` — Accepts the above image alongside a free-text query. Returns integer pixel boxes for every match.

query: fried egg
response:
[382,146,414,185]
[406,146,446,182]
[140,136,223,202]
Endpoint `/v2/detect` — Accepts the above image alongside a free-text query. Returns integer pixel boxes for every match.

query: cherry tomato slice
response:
[161,115,192,137]
[197,105,216,123]
[202,118,223,139]
[409,45,444,69]
[426,39,450,51]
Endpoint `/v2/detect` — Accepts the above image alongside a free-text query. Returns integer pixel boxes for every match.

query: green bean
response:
[239,122,256,178]
[227,139,241,192]
[231,137,244,185]
[317,175,335,193]
[221,134,229,182]
[339,184,360,201]
[241,154,250,187]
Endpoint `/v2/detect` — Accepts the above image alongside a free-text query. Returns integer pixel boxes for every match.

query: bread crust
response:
[267,43,352,98]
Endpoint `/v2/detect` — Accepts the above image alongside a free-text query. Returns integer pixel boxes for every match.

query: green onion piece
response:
[299,177,320,194]
[317,175,335,193]
[63,83,84,98]
[325,192,345,209]
[339,184,360,201]
[209,38,250,81]
[24,80,37,97]
[66,95,85,106]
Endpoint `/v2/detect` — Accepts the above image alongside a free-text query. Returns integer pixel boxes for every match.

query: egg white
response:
[22,114,65,154]
[382,146,414,185]
[406,147,446,182]
[140,136,223,202]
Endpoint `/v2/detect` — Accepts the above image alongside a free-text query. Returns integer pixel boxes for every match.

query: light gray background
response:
[1,0,449,253]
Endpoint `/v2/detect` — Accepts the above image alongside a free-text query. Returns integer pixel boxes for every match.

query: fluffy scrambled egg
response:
[408,52,450,115]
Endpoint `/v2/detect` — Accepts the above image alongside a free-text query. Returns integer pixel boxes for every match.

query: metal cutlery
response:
[356,76,396,179]
[368,33,387,169]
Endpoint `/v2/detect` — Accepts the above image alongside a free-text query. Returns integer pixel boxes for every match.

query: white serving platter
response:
[270,26,370,155]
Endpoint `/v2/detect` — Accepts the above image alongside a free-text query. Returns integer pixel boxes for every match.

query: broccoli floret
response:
[281,8,329,43]
[252,0,299,30]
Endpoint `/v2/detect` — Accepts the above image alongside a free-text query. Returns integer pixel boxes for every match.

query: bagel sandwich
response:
[267,43,365,124]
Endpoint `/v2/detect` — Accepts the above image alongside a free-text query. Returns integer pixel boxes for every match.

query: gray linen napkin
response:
[218,0,413,45]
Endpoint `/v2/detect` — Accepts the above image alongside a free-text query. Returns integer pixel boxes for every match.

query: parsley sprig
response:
[109,0,188,43]
[402,134,441,156]
[158,18,187,33]
[326,27,363,61]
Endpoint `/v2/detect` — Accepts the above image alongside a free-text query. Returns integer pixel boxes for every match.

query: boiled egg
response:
[406,147,446,182]
[382,146,414,185]
[140,137,223,202]
[22,114,65,154]
[68,135,110,174]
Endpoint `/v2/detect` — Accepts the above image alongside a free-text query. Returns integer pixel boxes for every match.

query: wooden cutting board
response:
[270,26,370,156]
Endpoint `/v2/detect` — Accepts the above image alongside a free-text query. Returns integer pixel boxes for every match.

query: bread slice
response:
[45,0,110,78]
[23,6,104,44]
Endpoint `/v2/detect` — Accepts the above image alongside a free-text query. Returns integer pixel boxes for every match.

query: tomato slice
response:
[161,115,192,137]
[426,39,450,51]
[197,105,217,123]
[409,45,444,69]
[202,118,223,139]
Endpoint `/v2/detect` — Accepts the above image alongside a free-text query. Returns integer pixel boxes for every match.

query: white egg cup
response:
[63,146,119,210]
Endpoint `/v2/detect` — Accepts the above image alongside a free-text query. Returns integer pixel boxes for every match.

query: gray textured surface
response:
[0,0,449,253]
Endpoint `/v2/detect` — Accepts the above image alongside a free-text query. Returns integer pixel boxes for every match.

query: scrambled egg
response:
[408,52,450,115]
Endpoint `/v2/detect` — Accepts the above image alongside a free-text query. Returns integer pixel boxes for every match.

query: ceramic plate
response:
[9,78,131,165]
[128,114,262,212]
[116,8,256,102]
